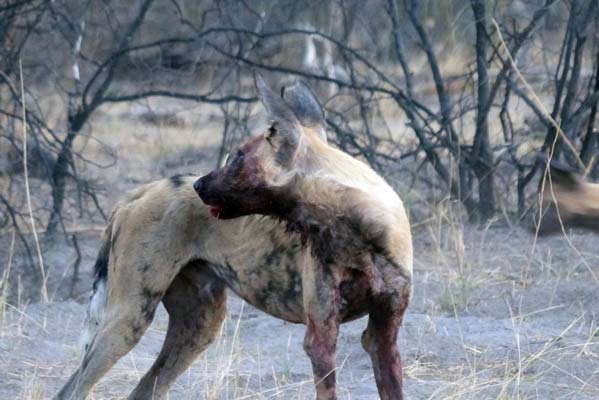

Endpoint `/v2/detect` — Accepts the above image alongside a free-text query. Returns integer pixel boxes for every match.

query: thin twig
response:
[69,234,81,299]
[18,60,48,302]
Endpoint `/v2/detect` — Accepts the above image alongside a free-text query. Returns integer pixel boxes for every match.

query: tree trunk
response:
[47,133,75,234]
[47,113,84,234]
[471,0,495,221]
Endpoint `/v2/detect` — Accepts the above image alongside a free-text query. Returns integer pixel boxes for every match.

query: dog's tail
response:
[79,221,113,352]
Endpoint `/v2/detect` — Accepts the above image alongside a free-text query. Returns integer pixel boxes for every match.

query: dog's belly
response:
[209,254,306,323]
[210,259,371,325]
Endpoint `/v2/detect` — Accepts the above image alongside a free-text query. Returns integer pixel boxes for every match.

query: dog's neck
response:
[266,175,375,265]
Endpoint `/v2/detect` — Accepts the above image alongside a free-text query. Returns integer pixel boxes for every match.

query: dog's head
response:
[194,75,326,219]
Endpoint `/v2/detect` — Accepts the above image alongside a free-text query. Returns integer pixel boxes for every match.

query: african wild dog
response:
[535,157,599,235]
[54,77,412,400]
[195,75,412,399]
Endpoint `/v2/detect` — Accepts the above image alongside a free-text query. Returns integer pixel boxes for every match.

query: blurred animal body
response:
[54,78,412,400]
[195,76,412,399]
[535,158,599,235]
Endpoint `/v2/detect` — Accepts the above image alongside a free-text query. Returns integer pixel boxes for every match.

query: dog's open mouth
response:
[209,205,223,218]
[207,203,240,219]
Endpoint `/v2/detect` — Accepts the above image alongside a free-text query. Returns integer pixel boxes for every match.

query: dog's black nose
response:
[193,178,203,195]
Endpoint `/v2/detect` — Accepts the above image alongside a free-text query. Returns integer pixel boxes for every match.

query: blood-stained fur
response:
[535,157,599,235]
[54,78,412,400]
[195,76,412,400]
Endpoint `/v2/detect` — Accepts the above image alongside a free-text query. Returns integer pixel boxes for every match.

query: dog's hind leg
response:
[54,255,173,400]
[128,265,227,400]
[54,293,161,400]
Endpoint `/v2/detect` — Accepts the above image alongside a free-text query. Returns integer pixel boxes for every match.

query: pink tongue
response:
[209,206,222,218]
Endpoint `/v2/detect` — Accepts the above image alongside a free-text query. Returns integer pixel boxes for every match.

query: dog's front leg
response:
[301,251,341,400]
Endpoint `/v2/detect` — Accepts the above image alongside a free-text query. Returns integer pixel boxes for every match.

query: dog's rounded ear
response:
[281,81,327,142]
[255,73,302,162]
[255,74,300,130]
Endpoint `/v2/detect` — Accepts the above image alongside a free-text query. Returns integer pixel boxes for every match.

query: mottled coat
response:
[55,177,314,400]
[54,78,413,400]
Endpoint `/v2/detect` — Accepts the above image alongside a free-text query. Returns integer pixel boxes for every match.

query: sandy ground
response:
[1,223,598,400]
